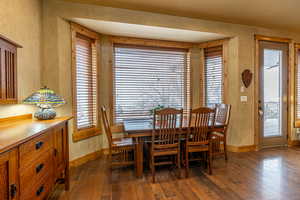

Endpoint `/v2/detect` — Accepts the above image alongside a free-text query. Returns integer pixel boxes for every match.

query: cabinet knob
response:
[36,185,44,196]
[35,141,44,150]
[36,163,44,173]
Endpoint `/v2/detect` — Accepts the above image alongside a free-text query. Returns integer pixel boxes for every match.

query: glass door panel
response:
[259,41,288,147]
[263,49,282,137]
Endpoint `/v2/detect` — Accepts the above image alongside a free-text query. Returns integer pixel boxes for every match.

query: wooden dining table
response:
[123,118,225,177]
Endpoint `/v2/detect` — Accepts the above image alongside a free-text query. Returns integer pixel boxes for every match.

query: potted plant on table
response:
[149,105,166,126]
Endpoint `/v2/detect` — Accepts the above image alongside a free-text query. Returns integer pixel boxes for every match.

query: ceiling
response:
[72,18,227,42]
[65,0,300,32]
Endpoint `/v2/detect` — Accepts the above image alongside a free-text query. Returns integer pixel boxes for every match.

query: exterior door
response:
[259,41,288,147]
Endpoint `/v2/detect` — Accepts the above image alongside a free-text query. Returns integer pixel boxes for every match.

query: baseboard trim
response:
[288,140,300,147]
[102,148,109,155]
[227,145,257,152]
[69,150,102,168]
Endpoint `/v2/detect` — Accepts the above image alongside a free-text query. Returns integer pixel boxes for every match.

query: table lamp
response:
[23,86,65,120]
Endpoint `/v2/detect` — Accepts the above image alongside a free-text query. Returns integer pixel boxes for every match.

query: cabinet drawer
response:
[20,150,54,194]
[19,131,52,168]
[21,174,53,200]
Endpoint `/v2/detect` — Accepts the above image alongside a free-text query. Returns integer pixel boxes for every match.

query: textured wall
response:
[41,0,300,160]
[0,0,42,117]
[3,0,300,162]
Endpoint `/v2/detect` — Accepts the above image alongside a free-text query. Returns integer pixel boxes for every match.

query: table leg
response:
[135,138,144,178]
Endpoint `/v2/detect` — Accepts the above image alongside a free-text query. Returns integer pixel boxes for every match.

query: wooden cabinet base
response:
[0,116,71,200]
[0,149,18,200]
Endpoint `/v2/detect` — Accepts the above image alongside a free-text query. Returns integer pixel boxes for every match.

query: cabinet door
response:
[0,149,18,200]
[0,39,18,104]
[53,123,66,178]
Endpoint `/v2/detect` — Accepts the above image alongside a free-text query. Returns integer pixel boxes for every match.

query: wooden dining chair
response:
[150,108,183,183]
[184,107,215,177]
[100,106,136,169]
[212,104,231,161]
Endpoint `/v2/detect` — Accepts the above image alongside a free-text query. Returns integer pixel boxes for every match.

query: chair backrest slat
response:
[188,107,215,143]
[152,108,183,146]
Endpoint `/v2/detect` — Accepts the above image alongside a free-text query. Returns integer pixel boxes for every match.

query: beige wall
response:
[1,0,300,161]
[2,0,299,163]
[41,0,300,160]
[55,18,103,161]
[0,0,42,117]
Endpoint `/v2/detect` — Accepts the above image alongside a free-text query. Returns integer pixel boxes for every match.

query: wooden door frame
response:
[294,44,300,127]
[254,35,293,148]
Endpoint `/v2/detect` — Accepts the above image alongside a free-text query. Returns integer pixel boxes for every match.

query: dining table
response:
[123,118,225,177]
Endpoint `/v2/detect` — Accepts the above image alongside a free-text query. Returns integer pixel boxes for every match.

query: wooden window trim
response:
[255,35,292,43]
[198,38,230,49]
[109,35,195,49]
[199,39,229,106]
[71,22,101,142]
[294,43,300,127]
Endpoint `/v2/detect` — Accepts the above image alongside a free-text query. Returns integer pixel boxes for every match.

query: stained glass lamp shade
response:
[23,86,65,120]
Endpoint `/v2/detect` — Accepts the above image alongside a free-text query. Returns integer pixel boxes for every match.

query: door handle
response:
[258,107,264,116]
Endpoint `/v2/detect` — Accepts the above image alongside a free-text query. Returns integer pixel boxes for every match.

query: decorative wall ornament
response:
[242,69,253,88]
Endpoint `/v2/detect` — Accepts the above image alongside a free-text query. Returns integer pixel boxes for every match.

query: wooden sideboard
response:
[0,115,72,200]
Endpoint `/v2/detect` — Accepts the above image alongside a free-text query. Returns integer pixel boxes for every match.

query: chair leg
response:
[134,146,139,175]
[109,150,113,171]
[151,156,155,183]
[223,136,228,161]
[177,152,181,178]
[203,152,207,169]
[208,144,212,175]
[185,150,189,178]
[181,145,185,166]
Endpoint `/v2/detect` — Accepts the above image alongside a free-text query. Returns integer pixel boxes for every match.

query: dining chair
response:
[212,104,231,161]
[184,107,215,177]
[100,106,136,169]
[150,108,183,183]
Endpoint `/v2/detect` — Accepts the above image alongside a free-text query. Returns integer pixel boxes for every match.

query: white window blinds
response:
[204,45,224,107]
[75,34,97,130]
[113,44,190,122]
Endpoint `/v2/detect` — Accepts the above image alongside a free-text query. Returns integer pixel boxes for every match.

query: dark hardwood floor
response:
[49,147,300,200]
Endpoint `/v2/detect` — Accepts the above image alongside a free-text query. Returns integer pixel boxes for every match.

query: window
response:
[204,45,224,107]
[113,44,190,122]
[75,35,97,129]
[295,47,300,121]
[71,23,100,141]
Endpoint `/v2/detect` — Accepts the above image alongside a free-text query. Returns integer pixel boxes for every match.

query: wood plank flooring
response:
[49,147,300,200]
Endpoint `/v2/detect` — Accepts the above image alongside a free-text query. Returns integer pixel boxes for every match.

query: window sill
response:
[73,127,101,142]
[295,121,300,128]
